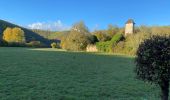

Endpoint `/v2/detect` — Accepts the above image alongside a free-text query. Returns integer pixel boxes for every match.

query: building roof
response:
[126,19,135,24]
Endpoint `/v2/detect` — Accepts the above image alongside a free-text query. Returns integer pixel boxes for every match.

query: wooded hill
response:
[0,20,61,46]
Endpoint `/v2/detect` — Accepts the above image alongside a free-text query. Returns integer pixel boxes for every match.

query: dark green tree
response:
[135,36,170,100]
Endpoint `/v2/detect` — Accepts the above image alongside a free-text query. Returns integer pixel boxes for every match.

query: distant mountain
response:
[0,19,55,46]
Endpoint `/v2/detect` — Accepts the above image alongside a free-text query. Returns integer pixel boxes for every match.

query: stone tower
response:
[125,19,135,36]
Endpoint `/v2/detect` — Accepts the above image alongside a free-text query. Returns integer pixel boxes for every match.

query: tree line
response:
[1,21,170,55]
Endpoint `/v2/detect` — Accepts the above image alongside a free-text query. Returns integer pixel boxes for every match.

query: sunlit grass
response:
[0,47,160,100]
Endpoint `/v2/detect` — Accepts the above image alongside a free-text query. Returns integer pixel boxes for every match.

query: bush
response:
[93,30,111,42]
[96,33,124,53]
[135,35,170,100]
[111,33,124,43]
[27,41,45,48]
[51,42,59,48]
[96,41,112,52]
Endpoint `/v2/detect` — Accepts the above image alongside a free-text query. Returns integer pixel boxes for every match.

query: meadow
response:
[0,47,160,100]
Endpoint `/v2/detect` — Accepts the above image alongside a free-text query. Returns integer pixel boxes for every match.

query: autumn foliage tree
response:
[135,36,170,100]
[3,27,26,43]
[3,27,12,42]
[61,21,91,51]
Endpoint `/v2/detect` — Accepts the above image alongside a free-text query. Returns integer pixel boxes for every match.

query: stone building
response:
[125,19,135,36]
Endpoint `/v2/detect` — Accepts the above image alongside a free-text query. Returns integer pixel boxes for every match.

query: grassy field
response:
[0,47,160,100]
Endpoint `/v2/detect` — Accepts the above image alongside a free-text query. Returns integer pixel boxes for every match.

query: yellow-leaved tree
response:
[3,27,26,43]
[3,27,12,42]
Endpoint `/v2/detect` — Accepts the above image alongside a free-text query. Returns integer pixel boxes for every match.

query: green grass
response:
[0,47,160,100]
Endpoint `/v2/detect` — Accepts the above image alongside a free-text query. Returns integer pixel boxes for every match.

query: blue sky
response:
[0,0,170,31]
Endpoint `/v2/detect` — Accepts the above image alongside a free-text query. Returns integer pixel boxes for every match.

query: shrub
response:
[111,33,124,43]
[107,24,119,37]
[93,30,111,42]
[27,41,45,48]
[135,35,170,100]
[96,41,112,52]
[51,42,59,48]
[96,33,124,53]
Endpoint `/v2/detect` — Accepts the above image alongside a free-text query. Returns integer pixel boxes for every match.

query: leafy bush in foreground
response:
[135,36,170,100]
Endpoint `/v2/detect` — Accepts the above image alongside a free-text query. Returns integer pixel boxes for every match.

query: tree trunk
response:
[160,80,169,100]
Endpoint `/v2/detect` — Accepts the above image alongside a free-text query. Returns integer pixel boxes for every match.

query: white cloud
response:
[28,20,71,31]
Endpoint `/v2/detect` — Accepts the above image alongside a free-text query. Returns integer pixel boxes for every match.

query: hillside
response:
[0,20,55,46]
[32,29,69,40]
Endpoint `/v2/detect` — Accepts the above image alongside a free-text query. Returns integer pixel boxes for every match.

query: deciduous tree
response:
[3,27,25,43]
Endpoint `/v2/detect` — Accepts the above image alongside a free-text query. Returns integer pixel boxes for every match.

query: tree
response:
[71,21,89,34]
[107,24,119,37]
[12,27,25,43]
[135,36,170,100]
[93,30,110,42]
[3,27,12,42]
[3,27,25,43]
[61,21,91,51]
[61,30,90,51]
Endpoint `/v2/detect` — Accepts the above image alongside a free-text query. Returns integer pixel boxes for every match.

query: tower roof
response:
[126,19,135,24]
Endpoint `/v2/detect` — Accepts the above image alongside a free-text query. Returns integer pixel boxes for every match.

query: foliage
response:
[96,34,123,53]
[71,21,89,34]
[3,27,26,43]
[61,30,91,51]
[96,41,112,52]
[88,35,99,44]
[0,19,54,46]
[93,30,110,42]
[135,36,170,100]
[107,24,119,37]
[61,21,91,51]
[110,33,124,43]
[27,41,45,48]
[112,25,170,55]
[51,42,60,48]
